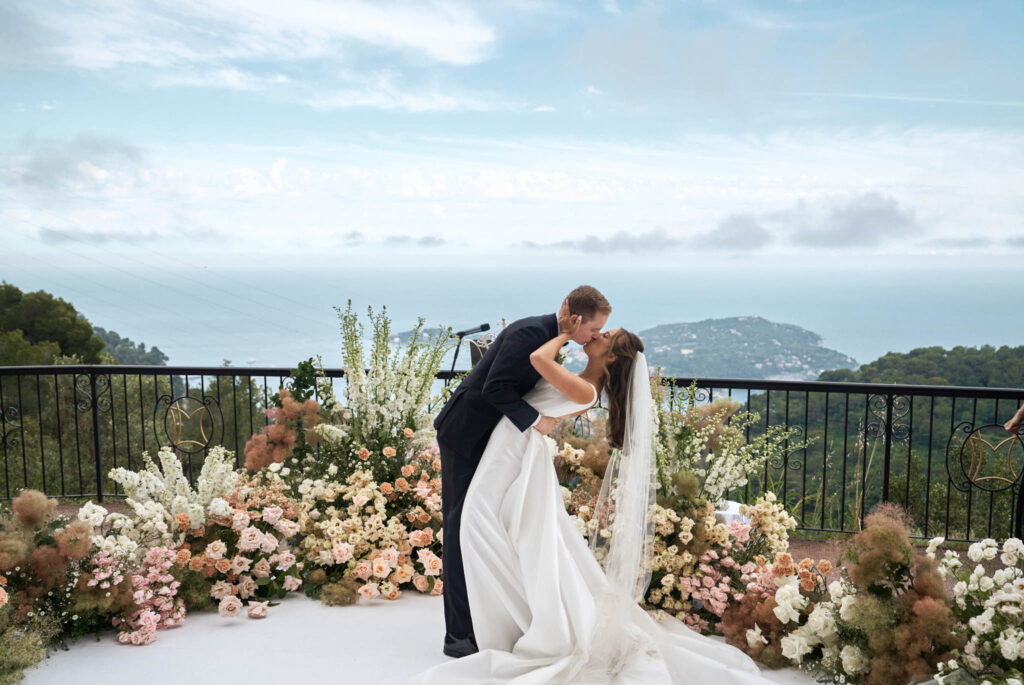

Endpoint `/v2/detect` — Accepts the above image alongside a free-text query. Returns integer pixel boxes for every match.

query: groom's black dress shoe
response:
[443,633,479,658]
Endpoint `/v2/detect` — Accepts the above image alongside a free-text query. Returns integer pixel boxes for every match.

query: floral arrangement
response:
[294,445,444,605]
[103,445,239,559]
[932,536,1024,684]
[173,466,304,616]
[244,385,321,472]
[652,377,802,506]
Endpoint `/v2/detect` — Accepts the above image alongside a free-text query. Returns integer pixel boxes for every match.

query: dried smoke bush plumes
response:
[320,578,360,606]
[720,593,790,669]
[846,502,913,590]
[56,519,93,560]
[11,490,54,529]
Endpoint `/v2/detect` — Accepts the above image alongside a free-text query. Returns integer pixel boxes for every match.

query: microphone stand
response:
[445,323,490,387]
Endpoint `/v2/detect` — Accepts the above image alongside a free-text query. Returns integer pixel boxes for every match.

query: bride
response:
[416,310,775,684]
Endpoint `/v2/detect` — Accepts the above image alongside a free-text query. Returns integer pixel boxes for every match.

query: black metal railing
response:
[1,365,1022,542]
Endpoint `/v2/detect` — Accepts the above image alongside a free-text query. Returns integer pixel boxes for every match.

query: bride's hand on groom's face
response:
[557,299,581,338]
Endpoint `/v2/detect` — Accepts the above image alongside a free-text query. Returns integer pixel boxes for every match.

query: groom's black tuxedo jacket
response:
[434,313,558,458]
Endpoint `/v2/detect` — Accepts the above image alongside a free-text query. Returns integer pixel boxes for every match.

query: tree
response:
[0,283,104,363]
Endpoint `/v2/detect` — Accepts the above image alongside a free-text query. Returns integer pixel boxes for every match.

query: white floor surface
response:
[24,593,816,685]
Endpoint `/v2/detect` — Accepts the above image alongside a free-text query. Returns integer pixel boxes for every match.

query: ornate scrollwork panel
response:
[155,394,224,454]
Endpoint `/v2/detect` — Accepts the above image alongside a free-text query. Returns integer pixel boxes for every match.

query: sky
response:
[1,0,1022,271]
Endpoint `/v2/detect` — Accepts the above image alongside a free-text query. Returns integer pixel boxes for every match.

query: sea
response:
[3,264,1021,371]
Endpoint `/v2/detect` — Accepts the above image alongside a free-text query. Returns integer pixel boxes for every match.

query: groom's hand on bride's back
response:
[533,416,558,436]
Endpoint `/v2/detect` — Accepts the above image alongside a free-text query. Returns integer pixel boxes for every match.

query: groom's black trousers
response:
[436,433,490,641]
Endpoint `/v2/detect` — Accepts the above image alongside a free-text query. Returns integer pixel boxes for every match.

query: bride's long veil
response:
[575,352,659,680]
[588,350,657,602]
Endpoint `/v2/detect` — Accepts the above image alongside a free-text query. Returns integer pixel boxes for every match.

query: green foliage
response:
[92,327,168,365]
[819,344,1024,388]
[0,283,104,364]
[0,330,60,366]
[0,606,60,685]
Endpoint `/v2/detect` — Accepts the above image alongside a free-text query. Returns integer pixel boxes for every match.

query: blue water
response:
[3,264,1020,370]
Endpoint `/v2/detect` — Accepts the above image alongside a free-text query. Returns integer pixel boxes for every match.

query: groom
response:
[433,285,611,657]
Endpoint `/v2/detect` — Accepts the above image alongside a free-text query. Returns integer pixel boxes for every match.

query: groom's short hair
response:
[566,285,611,321]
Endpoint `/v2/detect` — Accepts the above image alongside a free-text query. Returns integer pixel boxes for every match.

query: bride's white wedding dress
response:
[416,378,774,684]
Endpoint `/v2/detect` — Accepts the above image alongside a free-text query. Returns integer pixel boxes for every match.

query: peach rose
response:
[0,586,8,608]
[214,558,232,574]
[372,557,391,578]
[188,555,206,571]
[357,448,370,461]
[380,483,394,495]
[816,560,832,575]
[395,478,410,492]
[432,460,441,472]
[381,548,400,568]
[218,595,243,618]
[357,582,380,600]
[401,465,415,477]
[403,428,415,438]
[247,601,269,619]
[383,446,397,458]
[430,579,443,596]
[175,549,192,566]
[412,575,430,593]
[175,513,190,531]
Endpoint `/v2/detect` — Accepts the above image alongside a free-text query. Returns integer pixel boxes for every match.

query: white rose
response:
[746,624,768,648]
[780,632,812,664]
[840,645,868,674]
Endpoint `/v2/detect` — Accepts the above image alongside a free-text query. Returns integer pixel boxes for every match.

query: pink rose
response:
[331,543,354,564]
[353,494,370,508]
[252,558,272,579]
[238,526,263,552]
[354,560,373,581]
[237,575,257,599]
[412,575,430,593]
[282,575,301,591]
[260,533,278,554]
[276,552,296,571]
[232,511,250,531]
[219,595,243,618]
[247,601,269,619]
[230,554,252,575]
[275,519,300,538]
[261,506,284,525]
[204,540,227,560]
[210,580,232,600]
[430,579,444,596]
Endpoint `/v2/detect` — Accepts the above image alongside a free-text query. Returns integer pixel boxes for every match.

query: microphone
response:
[454,323,490,338]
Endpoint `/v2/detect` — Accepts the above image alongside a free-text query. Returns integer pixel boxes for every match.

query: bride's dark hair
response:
[602,330,644,450]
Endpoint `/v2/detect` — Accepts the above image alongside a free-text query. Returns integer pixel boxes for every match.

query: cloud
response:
[385,234,448,247]
[5,134,145,192]
[1008,234,1024,247]
[19,0,495,69]
[152,68,291,91]
[784,192,919,247]
[308,72,501,112]
[585,85,604,95]
[519,228,680,253]
[690,213,774,250]
[37,224,225,245]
